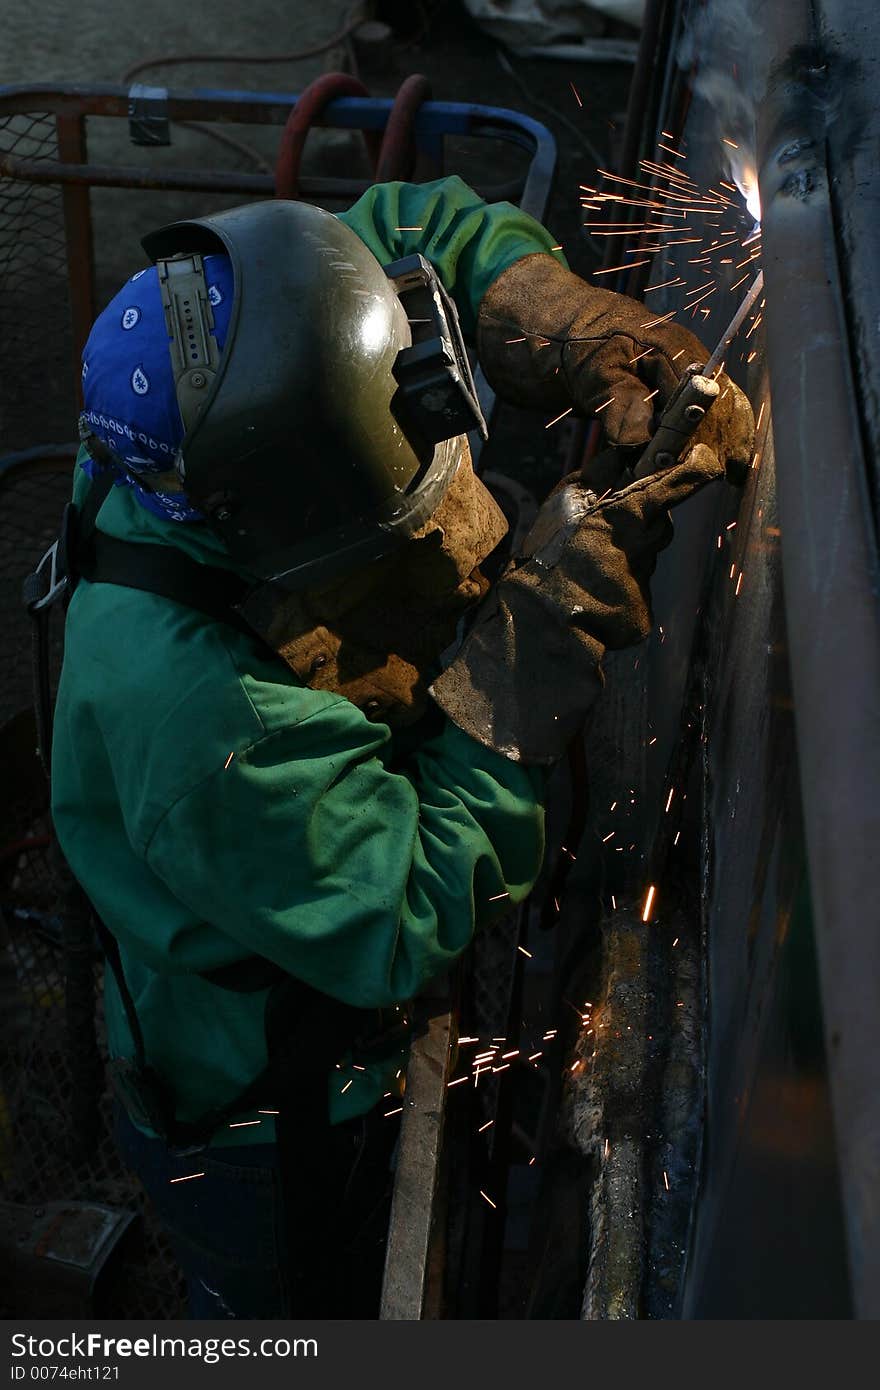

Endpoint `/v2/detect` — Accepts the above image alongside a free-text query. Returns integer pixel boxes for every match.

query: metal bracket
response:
[156,254,220,436]
[22,503,78,612]
[385,253,488,446]
[128,84,170,147]
[23,540,65,612]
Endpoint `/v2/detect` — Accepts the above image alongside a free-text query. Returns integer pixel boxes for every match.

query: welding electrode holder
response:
[631,362,719,480]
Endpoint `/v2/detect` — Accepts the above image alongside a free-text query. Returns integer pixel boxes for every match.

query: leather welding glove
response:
[478,253,754,488]
[430,443,723,765]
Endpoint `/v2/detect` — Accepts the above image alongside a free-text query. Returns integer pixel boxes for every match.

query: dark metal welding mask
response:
[140,199,487,588]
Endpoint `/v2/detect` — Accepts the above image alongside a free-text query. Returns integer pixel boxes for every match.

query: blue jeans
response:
[114,1102,397,1319]
[114,1104,291,1318]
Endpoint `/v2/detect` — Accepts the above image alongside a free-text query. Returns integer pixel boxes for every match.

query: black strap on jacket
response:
[23,468,116,775]
[79,531,257,641]
[23,468,410,1153]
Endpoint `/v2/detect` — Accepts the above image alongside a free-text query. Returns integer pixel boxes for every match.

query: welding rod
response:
[702,270,764,378]
[631,269,764,481]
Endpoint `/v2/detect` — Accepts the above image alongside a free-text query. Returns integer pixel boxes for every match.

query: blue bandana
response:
[80,254,234,522]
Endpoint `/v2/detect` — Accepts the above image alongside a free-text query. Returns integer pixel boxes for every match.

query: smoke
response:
[677,0,775,221]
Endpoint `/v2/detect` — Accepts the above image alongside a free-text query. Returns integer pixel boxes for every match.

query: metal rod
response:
[0,152,527,207]
[632,273,762,479]
[702,270,764,378]
[379,997,454,1320]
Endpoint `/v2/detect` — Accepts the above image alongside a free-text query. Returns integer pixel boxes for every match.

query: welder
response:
[46,175,752,1318]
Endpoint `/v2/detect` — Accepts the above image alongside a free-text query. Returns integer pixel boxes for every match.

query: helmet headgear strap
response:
[156,252,221,456]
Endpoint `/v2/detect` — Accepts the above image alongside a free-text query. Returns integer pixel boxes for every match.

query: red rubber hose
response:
[275,72,381,201]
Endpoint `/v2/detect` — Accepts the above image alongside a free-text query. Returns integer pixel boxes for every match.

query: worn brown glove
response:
[260,442,508,727]
[430,443,724,764]
[478,253,754,484]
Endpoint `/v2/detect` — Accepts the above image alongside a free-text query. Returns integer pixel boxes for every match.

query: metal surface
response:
[755,0,880,1318]
[820,0,880,523]
[681,422,850,1319]
[557,0,871,1319]
[570,908,647,1320]
[379,997,454,1321]
[657,0,868,1318]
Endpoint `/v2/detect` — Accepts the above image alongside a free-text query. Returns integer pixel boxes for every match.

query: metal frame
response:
[0,82,556,402]
[757,0,880,1319]
[556,0,877,1322]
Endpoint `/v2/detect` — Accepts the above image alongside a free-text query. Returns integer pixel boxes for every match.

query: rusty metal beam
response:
[0,153,528,211]
[0,152,276,196]
[379,996,454,1320]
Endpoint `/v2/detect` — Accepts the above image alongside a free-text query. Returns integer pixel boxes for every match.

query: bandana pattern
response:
[80,254,233,522]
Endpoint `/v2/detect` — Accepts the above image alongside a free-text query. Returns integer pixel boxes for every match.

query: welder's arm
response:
[144,707,546,1010]
[337,174,567,335]
[476,253,754,478]
[431,448,722,764]
[340,178,753,479]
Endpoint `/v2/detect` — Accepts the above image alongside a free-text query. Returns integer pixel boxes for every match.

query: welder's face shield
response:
[137,201,490,592]
[265,443,509,727]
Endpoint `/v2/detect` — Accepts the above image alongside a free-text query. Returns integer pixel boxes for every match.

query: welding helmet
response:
[123,199,487,588]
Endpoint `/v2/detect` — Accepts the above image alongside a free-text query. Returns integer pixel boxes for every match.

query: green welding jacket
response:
[51,176,564,1146]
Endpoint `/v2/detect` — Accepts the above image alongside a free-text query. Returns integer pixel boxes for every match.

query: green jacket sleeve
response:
[337,174,566,334]
[144,695,546,1009]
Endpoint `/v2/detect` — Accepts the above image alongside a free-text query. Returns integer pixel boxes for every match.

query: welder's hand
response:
[477,253,754,484]
[430,444,724,764]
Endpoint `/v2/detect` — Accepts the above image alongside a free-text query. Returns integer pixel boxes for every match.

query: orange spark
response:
[593,259,651,275]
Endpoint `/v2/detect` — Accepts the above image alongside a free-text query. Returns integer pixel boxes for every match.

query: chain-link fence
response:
[0,194,185,1300]
[0,114,77,452]
[0,89,296,1318]
[0,454,186,1317]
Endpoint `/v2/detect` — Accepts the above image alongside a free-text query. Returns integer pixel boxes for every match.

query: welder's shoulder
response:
[63,576,369,800]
